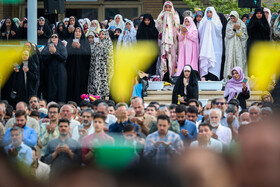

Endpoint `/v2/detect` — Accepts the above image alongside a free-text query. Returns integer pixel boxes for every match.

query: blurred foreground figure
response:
[237,121,280,187]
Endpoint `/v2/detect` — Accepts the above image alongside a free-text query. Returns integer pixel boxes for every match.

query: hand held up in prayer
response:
[226,113,235,126]
[178,97,185,103]
[2,32,5,37]
[11,30,16,36]
[161,141,171,148]
[242,82,247,90]
[181,27,188,33]
[22,66,29,73]
[152,140,161,148]
[76,42,80,48]
[181,129,188,136]
[8,147,18,157]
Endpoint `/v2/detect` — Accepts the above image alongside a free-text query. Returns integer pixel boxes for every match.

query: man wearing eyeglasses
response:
[39,104,60,157]
[29,96,40,112]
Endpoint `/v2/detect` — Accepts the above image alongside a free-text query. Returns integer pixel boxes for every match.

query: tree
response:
[262,2,280,13]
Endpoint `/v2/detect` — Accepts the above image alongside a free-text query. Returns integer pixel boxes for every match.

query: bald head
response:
[240,112,251,125]
[16,102,28,112]
[249,106,260,122]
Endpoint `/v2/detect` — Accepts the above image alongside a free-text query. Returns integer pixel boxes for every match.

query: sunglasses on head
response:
[51,35,58,38]
[216,102,225,105]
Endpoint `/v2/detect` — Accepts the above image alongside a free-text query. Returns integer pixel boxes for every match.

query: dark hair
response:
[187,99,199,107]
[28,95,39,102]
[147,104,157,111]
[106,100,116,108]
[15,110,27,119]
[186,106,198,115]
[30,111,40,118]
[67,101,77,108]
[251,102,259,106]
[81,108,94,117]
[198,101,203,107]
[39,99,47,106]
[6,105,13,117]
[157,114,170,124]
[169,104,177,110]
[150,101,160,107]
[93,99,104,107]
[10,126,23,133]
[48,104,60,111]
[228,99,240,108]
[58,118,70,126]
[211,99,217,108]
[79,100,92,108]
[123,123,136,133]
[31,146,37,153]
[0,100,8,108]
[175,105,187,114]
[198,123,212,130]
[93,112,106,122]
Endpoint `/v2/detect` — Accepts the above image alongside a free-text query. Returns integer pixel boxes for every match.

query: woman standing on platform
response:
[172,65,198,104]
[224,66,250,109]
[1,17,19,41]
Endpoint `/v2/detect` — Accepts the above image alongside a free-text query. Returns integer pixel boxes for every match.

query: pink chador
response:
[177,16,199,75]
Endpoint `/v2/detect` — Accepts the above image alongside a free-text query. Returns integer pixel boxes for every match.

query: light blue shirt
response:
[2,125,37,147]
[179,120,198,141]
[190,138,223,153]
[5,142,33,166]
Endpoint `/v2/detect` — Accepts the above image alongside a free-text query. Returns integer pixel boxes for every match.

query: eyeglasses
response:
[215,102,225,106]
[51,35,58,38]
[49,111,58,114]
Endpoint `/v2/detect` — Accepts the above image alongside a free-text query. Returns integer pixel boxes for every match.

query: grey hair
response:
[260,107,272,113]
[0,106,6,113]
[97,102,109,111]
[10,126,23,133]
[248,106,260,113]
[209,108,222,118]
[60,104,74,113]
[81,108,94,117]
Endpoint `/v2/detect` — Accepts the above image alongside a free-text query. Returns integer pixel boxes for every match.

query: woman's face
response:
[24,43,31,51]
[84,22,88,28]
[88,35,94,44]
[263,96,271,102]
[232,70,240,80]
[256,12,263,19]
[59,25,63,31]
[114,30,121,35]
[144,18,150,26]
[115,16,121,24]
[5,19,11,27]
[39,18,45,26]
[184,70,191,78]
[22,51,29,61]
[184,19,190,26]
[242,17,248,24]
[91,22,97,27]
[264,11,269,20]
[126,23,131,30]
[230,16,237,23]
[207,10,213,18]
[164,4,172,12]
[51,34,58,44]
[99,32,106,40]
[74,28,82,39]
[70,18,75,25]
[65,21,69,26]
[196,15,202,22]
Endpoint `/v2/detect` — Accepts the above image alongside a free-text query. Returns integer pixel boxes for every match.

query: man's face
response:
[240,112,251,125]
[128,108,135,118]
[198,126,212,141]
[157,119,170,136]
[169,109,177,121]
[60,106,73,120]
[97,105,108,117]
[210,111,221,127]
[123,130,136,142]
[48,107,59,121]
[249,108,260,122]
[0,109,5,120]
[132,99,144,116]
[11,130,22,146]
[176,111,186,125]
[188,102,198,109]
[93,117,105,133]
[146,107,157,117]
[116,106,128,119]
[214,99,227,114]
[186,112,198,123]
[29,97,39,110]
[260,110,271,121]
[82,112,93,126]
[58,122,70,136]
[108,106,115,115]
[16,115,27,128]
[39,100,47,109]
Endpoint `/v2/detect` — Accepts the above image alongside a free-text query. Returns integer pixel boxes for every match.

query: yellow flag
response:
[248,42,280,90]
[110,41,158,103]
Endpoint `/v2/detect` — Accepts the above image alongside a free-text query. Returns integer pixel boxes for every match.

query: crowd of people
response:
[0,1,280,186]
[0,2,280,106]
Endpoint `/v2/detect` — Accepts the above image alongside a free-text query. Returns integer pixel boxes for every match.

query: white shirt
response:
[72,123,95,142]
[215,124,232,146]
[70,119,81,135]
[105,114,117,128]
[190,138,223,153]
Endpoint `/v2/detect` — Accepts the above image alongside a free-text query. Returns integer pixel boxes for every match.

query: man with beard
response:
[72,109,95,142]
[209,108,232,147]
[175,105,197,144]
[44,118,81,176]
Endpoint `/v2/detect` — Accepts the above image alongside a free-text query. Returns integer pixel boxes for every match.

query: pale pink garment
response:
[177,17,199,75]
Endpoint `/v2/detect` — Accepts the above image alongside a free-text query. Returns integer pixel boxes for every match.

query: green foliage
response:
[262,2,280,13]
[183,0,252,16]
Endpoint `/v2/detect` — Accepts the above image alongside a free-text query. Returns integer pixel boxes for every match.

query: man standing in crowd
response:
[29,96,40,112]
[3,110,37,147]
[72,109,95,142]
[5,102,40,136]
[97,102,117,129]
[130,97,156,135]
[146,104,157,117]
[175,105,197,143]
[144,114,183,165]
[209,108,232,147]
[248,106,261,122]
[5,126,33,167]
[190,123,223,153]
[44,118,81,176]
[60,104,81,134]
[30,147,50,181]
[39,104,60,157]
[169,104,177,122]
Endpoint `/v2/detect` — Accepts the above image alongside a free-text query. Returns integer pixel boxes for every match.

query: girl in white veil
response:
[198,7,223,81]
